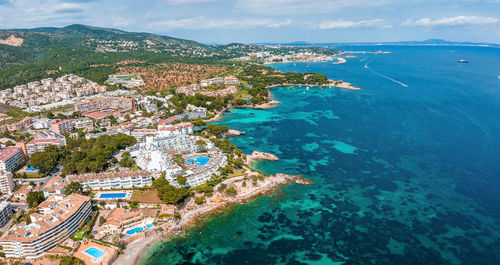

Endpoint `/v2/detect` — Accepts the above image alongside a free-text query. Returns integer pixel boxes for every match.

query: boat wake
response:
[364,63,408,87]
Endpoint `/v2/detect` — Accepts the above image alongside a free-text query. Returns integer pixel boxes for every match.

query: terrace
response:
[74,241,119,265]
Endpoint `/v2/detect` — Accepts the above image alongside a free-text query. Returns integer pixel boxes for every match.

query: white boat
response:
[306,87,310,90]
[302,91,306,94]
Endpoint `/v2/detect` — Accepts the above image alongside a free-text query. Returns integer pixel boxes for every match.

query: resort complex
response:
[128,131,227,187]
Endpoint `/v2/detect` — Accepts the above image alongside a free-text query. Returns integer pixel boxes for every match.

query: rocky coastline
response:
[120,172,312,265]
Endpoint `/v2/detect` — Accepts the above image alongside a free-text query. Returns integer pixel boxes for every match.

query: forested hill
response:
[0,25,292,89]
[0,24,336,89]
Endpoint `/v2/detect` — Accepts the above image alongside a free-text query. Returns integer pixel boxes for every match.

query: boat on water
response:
[306,87,310,90]
[457,59,468,63]
[302,91,306,94]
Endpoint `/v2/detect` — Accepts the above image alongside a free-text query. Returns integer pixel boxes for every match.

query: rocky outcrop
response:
[226,129,246,136]
[247,151,279,164]
[0,35,23,47]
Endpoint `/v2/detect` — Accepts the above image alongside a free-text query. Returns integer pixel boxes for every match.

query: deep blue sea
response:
[141,46,500,265]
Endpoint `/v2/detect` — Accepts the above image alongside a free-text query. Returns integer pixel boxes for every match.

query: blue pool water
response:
[85,247,105,259]
[186,156,210,166]
[99,193,127,199]
[126,227,144,235]
[25,166,37,171]
[146,224,154,228]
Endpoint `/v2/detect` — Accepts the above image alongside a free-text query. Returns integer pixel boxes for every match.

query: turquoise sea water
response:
[141,46,500,265]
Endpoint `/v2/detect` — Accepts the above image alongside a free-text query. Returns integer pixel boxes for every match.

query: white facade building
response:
[66,170,153,190]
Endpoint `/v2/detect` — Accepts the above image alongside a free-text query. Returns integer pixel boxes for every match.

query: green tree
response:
[60,256,85,265]
[27,191,45,208]
[65,182,83,195]
[226,186,237,196]
[176,175,187,185]
[153,177,189,204]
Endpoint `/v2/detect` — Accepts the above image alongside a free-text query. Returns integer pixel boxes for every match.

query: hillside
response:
[0,24,336,89]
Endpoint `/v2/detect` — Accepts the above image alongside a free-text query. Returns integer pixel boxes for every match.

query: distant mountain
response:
[254,39,500,48]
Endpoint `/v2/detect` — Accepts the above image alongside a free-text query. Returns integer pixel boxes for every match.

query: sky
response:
[0,0,499,44]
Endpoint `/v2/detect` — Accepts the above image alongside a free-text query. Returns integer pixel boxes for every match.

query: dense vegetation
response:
[26,191,45,208]
[29,133,136,176]
[152,176,189,204]
[237,64,330,103]
[59,256,85,265]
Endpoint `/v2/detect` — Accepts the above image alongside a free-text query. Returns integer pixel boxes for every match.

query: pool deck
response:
[94,190,133,201]
[74,240,119,265]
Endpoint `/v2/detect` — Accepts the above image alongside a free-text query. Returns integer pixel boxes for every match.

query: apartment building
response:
[26,130,66,155]
[0,171,15,194]
[74,117,94,131]
[0,194,92,259]
[49,119,73,135]
[75,97,134,113]
[158,123,194,137]
[66,170,153,190]
[41,176,67,198]
[0,146,26,172]
[0,201,12,227]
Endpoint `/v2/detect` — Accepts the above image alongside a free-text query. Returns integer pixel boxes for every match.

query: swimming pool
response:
[126,224,154,235]
[25,166,37,171]
[186,156,210,166]
[85,247,105,259]
[99,193,127,199]
[126,227,144,235]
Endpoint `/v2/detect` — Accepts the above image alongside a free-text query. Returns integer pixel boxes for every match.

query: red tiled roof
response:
[131,129,156,134]
[0,146,23,162]
[83,111,109,119]
[158,116,180,125]
[51,119,72,125]
[28,139,65,145]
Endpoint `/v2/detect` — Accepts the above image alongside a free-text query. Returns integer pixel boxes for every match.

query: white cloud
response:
[149,16,293,29]
[403,16,500,26]
[315,19,389,29]
[163,0,218,4]
[236,0,394,15]
[268,19,292,28]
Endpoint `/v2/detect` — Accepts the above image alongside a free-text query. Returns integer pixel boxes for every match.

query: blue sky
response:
[0,0,499,44]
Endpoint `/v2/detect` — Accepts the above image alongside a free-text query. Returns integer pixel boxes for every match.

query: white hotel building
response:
[0,194,91,259]
[66,170,153,190]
